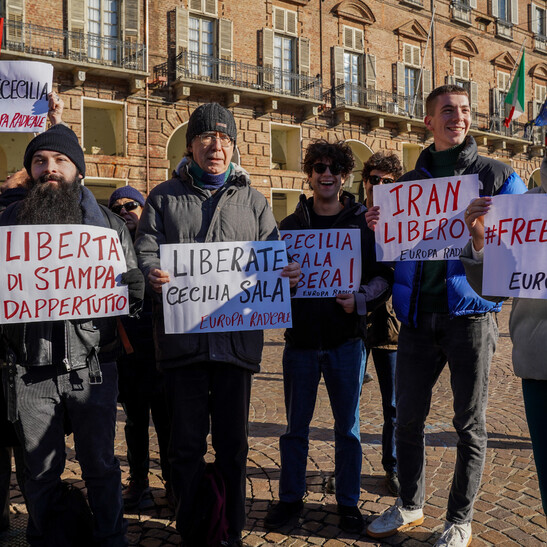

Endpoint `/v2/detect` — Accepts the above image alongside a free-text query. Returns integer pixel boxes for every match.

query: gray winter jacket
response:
[134,161,279,372]
[460,159,547,380]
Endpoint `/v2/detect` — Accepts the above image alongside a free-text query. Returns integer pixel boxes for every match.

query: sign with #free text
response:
[373,175,479,261]
[0,225,129,323]
[280,229,361,298]
[483,194,547,299]
[160,240,292,334]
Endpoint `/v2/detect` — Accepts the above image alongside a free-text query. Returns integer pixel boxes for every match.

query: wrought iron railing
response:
[496,19,513,40]
[534,34,547,53]
[154,50,322,101]
[452,2,472,24]
[1,19,146,71]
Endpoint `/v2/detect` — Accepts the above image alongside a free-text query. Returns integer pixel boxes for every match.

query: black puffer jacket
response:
[0,193,139,369]
[280,192,392,350]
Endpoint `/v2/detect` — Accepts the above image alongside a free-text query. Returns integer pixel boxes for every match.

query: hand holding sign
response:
[464,196,492,252]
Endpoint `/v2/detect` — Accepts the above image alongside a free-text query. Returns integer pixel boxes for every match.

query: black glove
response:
[121,268,145,315]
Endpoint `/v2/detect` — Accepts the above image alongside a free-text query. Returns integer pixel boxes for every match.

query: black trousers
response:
[164,362,252,542]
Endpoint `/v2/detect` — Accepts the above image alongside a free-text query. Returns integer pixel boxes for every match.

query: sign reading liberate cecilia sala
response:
[0,225,129,323]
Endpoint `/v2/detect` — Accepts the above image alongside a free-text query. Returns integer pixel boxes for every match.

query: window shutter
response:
[446,75,456,85]
[365,54,376,89]
[510,0,518,24]
[218,18,233,77]
[274,7,285,32]
[491,0,499,18]
[204,0,217,16]
[413,46,421,67]
[422,69,432,98]
[262,28,275,85]
[189,0,202,11]
[286,10,297,35]
[175,6,189,55]
[5,0,24,43]
[403,44,412,64]
[470,0,477,8]
[68,0,85,54]
[124,0,139,41]
[355,28,364,52]
[530,4,535,32]
[470,81,478,111]
[395,62,405,95]
[298,37,310,76]
[333,46,345,87]
[462,60,469,80]
[344,26,354,49]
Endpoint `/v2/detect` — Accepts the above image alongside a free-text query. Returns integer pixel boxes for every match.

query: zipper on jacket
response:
[63,320,71,371]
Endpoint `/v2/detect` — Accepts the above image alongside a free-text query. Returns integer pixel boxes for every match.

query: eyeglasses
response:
[111,200,141,215]
[198,132,233,147]
[368,175,395,185]
[312,162,342,176]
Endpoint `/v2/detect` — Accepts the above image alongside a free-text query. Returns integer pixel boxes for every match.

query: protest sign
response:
[374,174,479,261]
[280,229,361,298]
[160,240,292,334]
[0,225,129,323]
[483,194,547,299]
[0,60,53,132]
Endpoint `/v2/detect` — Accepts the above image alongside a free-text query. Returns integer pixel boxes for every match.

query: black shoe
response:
[385,471,400,496]
[264,500,303,529]
[165,481,176,511]
[337,504,364,534]
[123,478,150,509]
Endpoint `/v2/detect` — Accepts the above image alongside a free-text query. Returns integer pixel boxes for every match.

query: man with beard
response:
[0,124,144,546]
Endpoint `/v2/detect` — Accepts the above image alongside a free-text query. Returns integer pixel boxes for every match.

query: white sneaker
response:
[435,521,472,547]
[366,499,424,538]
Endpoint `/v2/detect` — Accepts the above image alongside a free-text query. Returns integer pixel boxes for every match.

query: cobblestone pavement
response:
[2,304,546,546]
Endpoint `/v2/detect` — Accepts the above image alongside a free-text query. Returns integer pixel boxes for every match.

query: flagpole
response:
[508,38,526,83]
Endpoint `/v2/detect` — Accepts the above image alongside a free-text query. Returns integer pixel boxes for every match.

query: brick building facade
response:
[0,0,545,218]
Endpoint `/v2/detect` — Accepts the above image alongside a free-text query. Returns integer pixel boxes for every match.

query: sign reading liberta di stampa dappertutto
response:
[0,60,53,132]
[160,240,292,334]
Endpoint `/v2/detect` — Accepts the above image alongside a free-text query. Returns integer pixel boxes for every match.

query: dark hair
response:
[302,139,355,178]
[425,84,469,116]
[362,152,403,182]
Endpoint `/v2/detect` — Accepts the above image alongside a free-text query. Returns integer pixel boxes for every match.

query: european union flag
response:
[533,98,547,126]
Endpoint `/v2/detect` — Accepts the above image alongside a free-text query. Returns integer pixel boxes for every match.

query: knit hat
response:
[23,124,86,178]
[186,103,237,147]
[108,186,146,209]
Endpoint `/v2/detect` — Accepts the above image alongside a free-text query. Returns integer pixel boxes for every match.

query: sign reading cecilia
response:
[280,229,361,298]
[0,225,129,323]
[483,194,547,300]
[160,240,292,334]
[374,175,479,261]
[0,61,53,133]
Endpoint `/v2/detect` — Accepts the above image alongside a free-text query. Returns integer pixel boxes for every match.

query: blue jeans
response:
[279,339,365,506]
[12,363,127,546]
[522,378,547,515]
[367,348,397,473]
[396,312,497,524]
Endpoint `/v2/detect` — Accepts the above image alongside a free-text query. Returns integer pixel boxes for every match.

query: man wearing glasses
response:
[135,103,300,547]
[264,140,391,534]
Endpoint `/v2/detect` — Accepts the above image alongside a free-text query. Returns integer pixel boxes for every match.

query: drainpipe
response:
[145,0,150,195]
[319,0,323,83]
[431,0,436,88]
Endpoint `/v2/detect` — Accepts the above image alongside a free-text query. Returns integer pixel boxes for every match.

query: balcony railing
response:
[496,19,513,40]
[1,19,146,71]
[332,83,426,118]
[534,34,547,53]
[452,2,472,24]
[155,50,322,101]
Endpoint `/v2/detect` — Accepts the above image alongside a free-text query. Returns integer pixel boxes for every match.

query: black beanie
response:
[186,103,237,147]
[23,124,86,178]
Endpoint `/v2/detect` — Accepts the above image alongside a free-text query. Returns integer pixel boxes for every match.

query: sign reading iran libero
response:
[483,194,547,300]
[280,229,361,298]
[0,225,129,323]
[0,61,53,132]
[373,175,479,261]
[160,240,292,334]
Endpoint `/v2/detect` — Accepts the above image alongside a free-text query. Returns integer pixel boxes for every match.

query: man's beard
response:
[17,174,84,225]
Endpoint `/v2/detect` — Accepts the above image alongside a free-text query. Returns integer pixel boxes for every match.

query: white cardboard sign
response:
[160,240,292,334]
[0,225,129,323]
[0,61,53,132]
[483,194,547,299]
[374,175,479,261]
[280,229,361,298]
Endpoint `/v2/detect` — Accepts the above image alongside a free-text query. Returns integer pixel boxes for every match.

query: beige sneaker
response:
[366,499,424,538]
[434,521,472,547]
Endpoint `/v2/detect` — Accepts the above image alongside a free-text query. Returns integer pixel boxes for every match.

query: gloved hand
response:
[121,268,145,315]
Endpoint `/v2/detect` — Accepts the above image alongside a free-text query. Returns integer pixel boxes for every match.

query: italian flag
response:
[504,52,525,127]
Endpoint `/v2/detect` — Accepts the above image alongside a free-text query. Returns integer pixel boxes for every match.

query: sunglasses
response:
[368,175,395,185]
[312,162,342,176]
[111,200,141,215]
